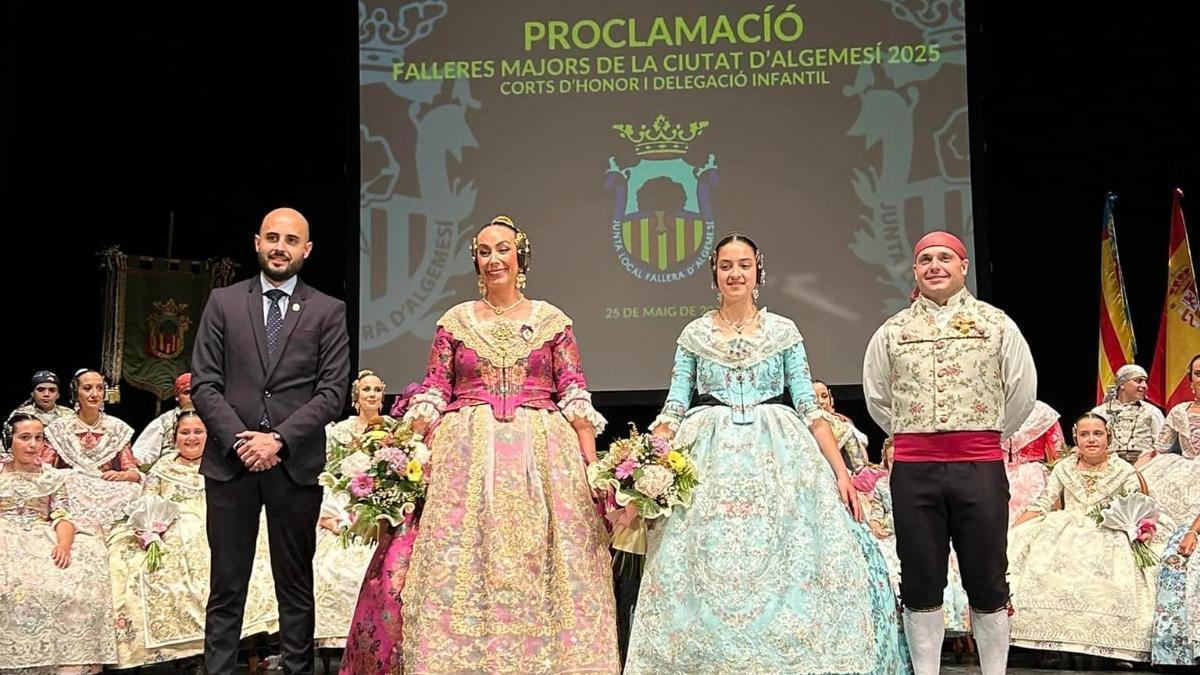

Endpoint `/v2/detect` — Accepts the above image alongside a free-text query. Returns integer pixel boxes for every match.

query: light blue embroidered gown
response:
[624,310,903,674]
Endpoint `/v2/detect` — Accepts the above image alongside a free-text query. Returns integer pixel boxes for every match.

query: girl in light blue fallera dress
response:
[624,233,903,674]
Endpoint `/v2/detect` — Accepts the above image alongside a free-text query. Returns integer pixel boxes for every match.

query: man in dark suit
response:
[192,207,350,675]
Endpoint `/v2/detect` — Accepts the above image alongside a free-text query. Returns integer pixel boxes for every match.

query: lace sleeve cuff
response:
[50,506,71,528]
[651,415,680,435]
[559,385,607,436]
[402,388,447,426]
[800,404,824,426]
[653,400,688,435]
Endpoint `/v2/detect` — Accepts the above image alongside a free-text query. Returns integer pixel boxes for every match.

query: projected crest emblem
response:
[605,114,718,283]
[844,0,974,314]
[358,0,480,350]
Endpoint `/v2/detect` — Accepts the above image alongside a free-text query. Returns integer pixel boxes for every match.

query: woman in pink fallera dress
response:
[340,216,619,674]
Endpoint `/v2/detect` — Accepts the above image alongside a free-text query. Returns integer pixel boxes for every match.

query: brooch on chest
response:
[486,321,534,343]
[949,316,979,337]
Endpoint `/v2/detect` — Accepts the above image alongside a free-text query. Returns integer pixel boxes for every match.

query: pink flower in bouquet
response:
[137,530,163,548]
[851,467,886,494]
[615,458,638,480]
[376,447,409,474]
[649,436,671,458]
[1136,516,1157,542]
[350,473,376,498]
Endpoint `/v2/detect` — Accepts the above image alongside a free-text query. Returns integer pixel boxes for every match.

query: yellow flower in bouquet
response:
[319,416,430,546]
[665,450,687,472]
[406,459,424,483]
[588,425,699,570]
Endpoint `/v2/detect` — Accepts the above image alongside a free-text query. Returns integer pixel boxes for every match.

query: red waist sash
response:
[893,430,1002,462]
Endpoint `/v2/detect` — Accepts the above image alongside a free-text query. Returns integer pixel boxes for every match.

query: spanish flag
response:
[1147,188,1200,409]
[1097,193,1137,403]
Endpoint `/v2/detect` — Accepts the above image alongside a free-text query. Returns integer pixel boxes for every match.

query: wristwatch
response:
[270,431,284,447]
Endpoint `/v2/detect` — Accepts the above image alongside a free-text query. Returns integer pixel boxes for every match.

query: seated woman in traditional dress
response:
[1,412,116,674]
[1001,400,1064,523]
[311,370,381,651]
[339,373,420,675]
[812,379,871,474]
[624,233,901,674]
[1137,354,1200,525]
[43,369,141,536]
[1009,412,1170,663]
[1148,353,1200,665]
[107,411,278,670]
[130,372,195,466]
[343,216,619,674]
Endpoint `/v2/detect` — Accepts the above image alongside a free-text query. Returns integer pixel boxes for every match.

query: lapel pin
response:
[292,302,301,312]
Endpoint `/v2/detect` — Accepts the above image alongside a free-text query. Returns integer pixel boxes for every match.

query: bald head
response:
[256,207,313,283]
[260,207,310,239]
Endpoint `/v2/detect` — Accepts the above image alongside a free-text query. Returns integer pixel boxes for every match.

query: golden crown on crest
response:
[612,114,709,157]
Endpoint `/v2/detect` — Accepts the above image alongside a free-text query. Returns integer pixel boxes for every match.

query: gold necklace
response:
[482,294,525,316]
[1077,459,1108,494]
[720,308,755,334]
[75,412,104,434]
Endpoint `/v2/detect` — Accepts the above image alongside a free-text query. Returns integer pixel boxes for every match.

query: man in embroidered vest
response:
[1091,364,1164,464]
[863,231,1036,675]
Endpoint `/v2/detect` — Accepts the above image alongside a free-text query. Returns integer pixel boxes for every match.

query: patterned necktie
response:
[264,289,288,360]
[261,289,287,429]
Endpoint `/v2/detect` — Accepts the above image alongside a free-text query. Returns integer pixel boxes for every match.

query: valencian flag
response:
[100,251,235,402]
[1148,189,1200,409]
[1097,193,1138,403]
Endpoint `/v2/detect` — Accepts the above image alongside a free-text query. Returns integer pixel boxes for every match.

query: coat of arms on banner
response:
[606,114,718,283]
[145,299,191,360]
[100,254,229,403]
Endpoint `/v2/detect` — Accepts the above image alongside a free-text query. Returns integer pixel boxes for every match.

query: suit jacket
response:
[191,276,350,485]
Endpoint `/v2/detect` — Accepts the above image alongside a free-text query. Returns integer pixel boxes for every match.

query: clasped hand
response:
[237,431,282,472]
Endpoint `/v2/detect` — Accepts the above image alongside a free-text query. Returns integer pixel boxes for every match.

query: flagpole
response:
[166,210,175,259]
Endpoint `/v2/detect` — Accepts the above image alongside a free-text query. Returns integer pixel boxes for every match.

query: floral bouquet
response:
[319,416,430,546]
[588,425,698,567]
[1088,490,1160,568]
[124,494,181,573]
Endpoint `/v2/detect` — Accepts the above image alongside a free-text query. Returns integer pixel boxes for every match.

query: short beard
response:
[258,250,304,282]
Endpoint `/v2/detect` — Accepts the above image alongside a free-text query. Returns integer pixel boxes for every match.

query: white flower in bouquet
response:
[410,439,431,466]
[338,451,374,477]
[124,494,182,573]
[320,490,353,530]
[634,464,674,500]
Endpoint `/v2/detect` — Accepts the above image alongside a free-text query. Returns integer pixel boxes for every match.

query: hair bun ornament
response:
[471,215,532,275]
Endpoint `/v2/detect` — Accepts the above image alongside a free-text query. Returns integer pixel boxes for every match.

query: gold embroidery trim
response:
[439,301,572,368]
[447,410,576,638]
